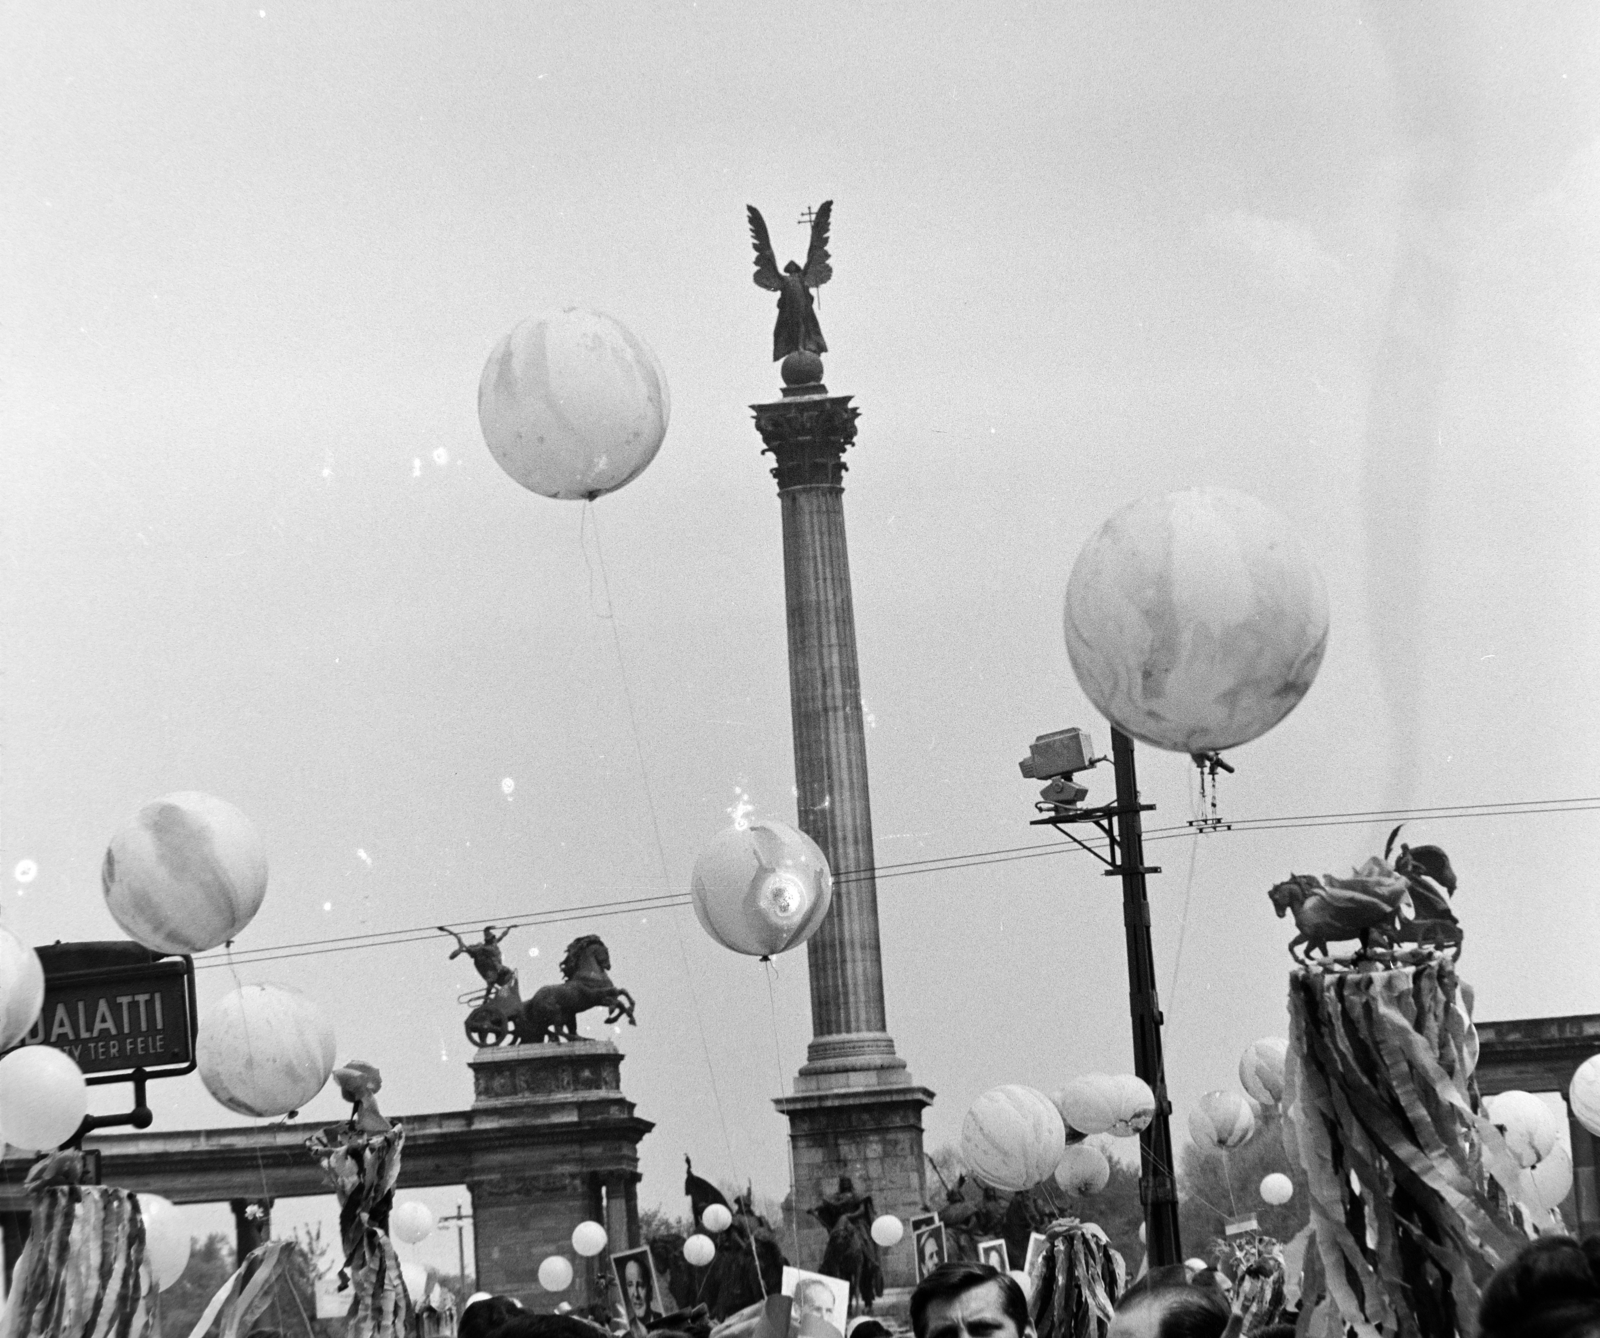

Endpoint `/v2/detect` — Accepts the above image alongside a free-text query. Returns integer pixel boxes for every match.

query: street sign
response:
[11,942,197,1084]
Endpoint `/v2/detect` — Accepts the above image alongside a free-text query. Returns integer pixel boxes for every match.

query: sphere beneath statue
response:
[781,350,824,387]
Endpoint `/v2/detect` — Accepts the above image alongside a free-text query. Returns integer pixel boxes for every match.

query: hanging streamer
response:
[1284,953,1525,1337]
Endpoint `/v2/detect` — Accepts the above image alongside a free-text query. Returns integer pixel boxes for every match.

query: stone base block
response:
[774,1081,934,1291]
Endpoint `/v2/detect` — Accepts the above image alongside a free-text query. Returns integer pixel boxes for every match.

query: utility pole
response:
[438,1203,471,1293]
[1109,728,1181,1266]
[1023,725,1181,1266]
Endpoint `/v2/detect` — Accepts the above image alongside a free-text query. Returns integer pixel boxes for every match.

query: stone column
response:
[1570,1107,1600,1237]
[753,355,934,1288]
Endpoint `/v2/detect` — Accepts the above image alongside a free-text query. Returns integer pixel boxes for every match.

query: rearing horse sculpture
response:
[518,935,637,1042]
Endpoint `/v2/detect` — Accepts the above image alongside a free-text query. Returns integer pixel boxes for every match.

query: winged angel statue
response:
[747,200,833,361]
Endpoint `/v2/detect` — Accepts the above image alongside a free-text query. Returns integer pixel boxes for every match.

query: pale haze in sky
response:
[4,1,1599,1282]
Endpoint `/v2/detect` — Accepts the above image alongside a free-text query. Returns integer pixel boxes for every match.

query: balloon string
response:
[1142,1144,1235,1225]
[585,507,744,1194]
[1165,835,1201,1016]
[762,958,802,1266]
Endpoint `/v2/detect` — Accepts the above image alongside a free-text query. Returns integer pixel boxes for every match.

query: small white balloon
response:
[0,1046,87,1150]
[392,1201,435,1245]
[1520,1147,1574,1213]
[538,1255,574,1292]
[870,1214,904,1248]
[572,1220,609,1257]
[138,1194,192,1290]
[702,1203,733,1233]
[1260,1173,1294,1206]
[401,1260,428,1301]
[684,1233,715,1267]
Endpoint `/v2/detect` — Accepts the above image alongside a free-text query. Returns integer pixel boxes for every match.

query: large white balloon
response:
[0,1046,87,1150]
[538,1255,574,1292]
[572,1220,609,1257]
[102,792,268,954]
[1053,1143,1112,1196]
[1485,1091,1563,1169]
[0,926,44,1050]
[1054,1074,1119,1136]
[702,1203,733,1234]
[961,1085,1067,1191]
[684,1234,715,1267]
[392,1201,435,1245]
[1063,488,1329,754]
[1188,1090,1255,1152]
[1239,1039,1289,1107]
[690,820,833,957]
[479,308,670,501]
[138,1194,192,1290]
[196,984,336,1118]
[1573,1057,1600,1138]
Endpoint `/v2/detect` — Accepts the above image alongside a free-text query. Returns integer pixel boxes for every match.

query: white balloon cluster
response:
[1482,1090,1572,1214]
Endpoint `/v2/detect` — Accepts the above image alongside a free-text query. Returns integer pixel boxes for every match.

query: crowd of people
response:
[451,1226,1600,1338]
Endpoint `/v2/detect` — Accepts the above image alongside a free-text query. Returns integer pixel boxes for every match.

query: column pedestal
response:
[466,1042,650,1310]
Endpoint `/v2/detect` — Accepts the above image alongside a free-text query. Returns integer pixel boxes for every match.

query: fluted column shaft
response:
[754,391,894,1062]
[780,480,889,1039]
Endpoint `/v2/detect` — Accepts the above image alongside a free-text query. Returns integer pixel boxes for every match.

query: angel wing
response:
[802,199,833,288]
[747,205,783,292]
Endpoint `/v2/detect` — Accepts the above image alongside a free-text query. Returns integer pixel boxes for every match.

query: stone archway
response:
[0,1042,650,1309]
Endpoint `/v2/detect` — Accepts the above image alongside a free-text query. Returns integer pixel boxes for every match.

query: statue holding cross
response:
[746,200,833,363]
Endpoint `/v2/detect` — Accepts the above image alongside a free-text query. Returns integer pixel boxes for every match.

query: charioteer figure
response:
[438,924,518,997]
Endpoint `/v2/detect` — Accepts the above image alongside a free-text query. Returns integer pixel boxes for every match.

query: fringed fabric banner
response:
[307,1122,412,1338]
[1025,1219,1126,1338]
[1284,953,1524,1338]
[0,1151,156,1338]
[183,1240,292,1338]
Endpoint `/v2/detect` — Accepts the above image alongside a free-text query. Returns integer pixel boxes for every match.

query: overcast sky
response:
[5,0,1599,1282]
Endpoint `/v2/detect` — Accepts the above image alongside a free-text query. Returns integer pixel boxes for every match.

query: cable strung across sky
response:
[193,793,1600,971]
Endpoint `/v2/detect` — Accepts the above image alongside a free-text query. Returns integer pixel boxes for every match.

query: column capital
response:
[751,393,859,490]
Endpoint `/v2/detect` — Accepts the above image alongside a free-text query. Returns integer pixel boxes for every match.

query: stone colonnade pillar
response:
[466,1042,651,1309]
[753,364,934,1288]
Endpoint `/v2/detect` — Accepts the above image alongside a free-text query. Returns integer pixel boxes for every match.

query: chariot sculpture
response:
[441,926,637,1046]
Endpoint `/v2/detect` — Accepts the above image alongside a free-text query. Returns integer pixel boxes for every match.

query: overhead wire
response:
[193,793,1600,972]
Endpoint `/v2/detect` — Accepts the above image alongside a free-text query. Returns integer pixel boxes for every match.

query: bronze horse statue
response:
[463,934,636,1046]
[1268,828,1462,962]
